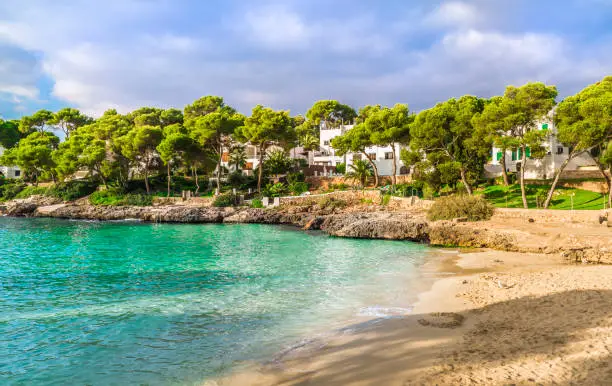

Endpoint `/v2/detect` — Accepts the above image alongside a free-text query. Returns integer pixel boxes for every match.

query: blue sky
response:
[0,0,610,119]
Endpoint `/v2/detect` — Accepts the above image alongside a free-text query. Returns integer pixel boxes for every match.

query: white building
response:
[312,124,408,176]
[0,146,21,179]
[485,112,597,180]
[220,144,304,176]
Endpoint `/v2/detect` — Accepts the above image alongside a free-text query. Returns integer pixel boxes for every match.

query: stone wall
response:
[152,196,214,207]
[305,175,413,190]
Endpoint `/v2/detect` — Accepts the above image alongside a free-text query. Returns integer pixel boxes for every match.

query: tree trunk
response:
[543,151,584,209]
[257,144,265,193]
[519,145,528,209]
[500,151,509,186]
[144,168,150,195]
[194,165,200,196]
[594,161,612,209]
[391,143,397,188]
[459,167,473,195]
[167,162,171,197]
[361,151,379,188]
[216,143,223,194]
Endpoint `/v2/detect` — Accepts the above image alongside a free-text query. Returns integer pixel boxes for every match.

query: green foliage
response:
[0,131,59,183]
[89,190,153,206]
[0,181,26,201]
[381,194,391,206]
[251,199,264,208]
[212,193,235,207]
[46,180,99,201]
[346,159,373,186]
[262,182,287,197]
[264,149,293,175]
[306,100,356,128]
[286,172,305,184]
[15,185,49,198]
[288,181,309,195]
[428,195,495,221]
[335,163,346,174]
[0,119,20,148]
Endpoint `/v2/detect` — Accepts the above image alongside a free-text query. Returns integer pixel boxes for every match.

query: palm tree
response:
[300,133,319,151]
[347,159,373,187]
[229,145,247,172]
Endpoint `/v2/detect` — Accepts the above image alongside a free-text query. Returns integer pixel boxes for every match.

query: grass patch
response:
[478,184,607,210]
[428,195,495,221]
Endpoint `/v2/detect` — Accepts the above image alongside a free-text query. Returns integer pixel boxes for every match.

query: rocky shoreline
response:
[2,195,610,264]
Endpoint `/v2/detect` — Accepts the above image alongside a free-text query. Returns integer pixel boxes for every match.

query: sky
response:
[0,0,611,119]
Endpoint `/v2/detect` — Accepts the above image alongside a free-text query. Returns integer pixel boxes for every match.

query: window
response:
[368,153,376,160]
[14,170,20,177]
[245,162,253,170]
[353,153,362,160]
[541,123,549,130]
[323,140,330,146]
[384,152,393,159]
[557,146,564,155]
[511,150,517,161]
[221,152,229,162]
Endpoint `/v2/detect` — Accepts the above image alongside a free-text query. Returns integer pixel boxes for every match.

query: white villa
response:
[313,124,408,176]
[0,146,21,179]
[485,111,597,180]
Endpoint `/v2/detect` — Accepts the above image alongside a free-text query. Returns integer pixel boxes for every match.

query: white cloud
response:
[427,1,481,28]
[244,6,310,48]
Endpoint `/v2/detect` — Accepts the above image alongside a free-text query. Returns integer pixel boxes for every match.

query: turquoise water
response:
[0,217,429,385]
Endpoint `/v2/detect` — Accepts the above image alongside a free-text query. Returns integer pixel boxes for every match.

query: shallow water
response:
[0,217,430,385]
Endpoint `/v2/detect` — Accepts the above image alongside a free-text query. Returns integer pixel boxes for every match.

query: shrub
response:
[335,163,346,174]
[15,186,49,199]
[251,198,264,208]
[227,171,248,188]
[288,181,309,195]
[381,193,391,206]
[122,194,153,206]
[427,195,495,222]
[89,190,153,206]
[286,172,305,184]
[262,182,287,197]
[212,193,235,207]
[0,182,26,201]
[47,180,99,201]
[89,190,124,206]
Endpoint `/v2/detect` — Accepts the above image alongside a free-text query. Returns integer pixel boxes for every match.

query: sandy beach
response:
[215,250,612,386]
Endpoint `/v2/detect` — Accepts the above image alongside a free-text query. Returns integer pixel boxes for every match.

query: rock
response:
[528,218,535,223]
[5,201,38,216]
[320,212,429,241]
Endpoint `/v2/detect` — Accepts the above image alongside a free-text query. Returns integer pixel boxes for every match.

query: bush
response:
[262,182,287,197]
[212,193,235,207]
[15,186,48,199]
[47,180,99,201]
[335,163,346,174]
[288,181,309,195]
[89,190,153,206]
[251,199,264,208]
[427,195,495,222]
[381,193,391,206]
[0,182,26,201]
[89,190,124,206]
[286,172,305,184]
[227,171,248,188]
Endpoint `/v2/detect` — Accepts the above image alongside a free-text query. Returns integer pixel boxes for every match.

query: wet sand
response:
[213,250,612,385]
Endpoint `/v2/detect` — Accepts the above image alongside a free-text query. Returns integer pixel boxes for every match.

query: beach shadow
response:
[264,289,612,386]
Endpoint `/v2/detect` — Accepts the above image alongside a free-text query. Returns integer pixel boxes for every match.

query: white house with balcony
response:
[0,146,21,179]
[312,124,408,176]
[485,111,597,180]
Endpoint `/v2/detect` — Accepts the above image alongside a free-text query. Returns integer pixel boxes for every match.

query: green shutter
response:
[511,150,517,161]
[496,152,502,161]
[526,147,531,158]
[518,149,523,160]
[541,123,549,130]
